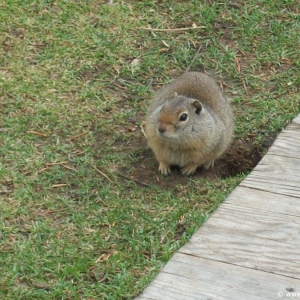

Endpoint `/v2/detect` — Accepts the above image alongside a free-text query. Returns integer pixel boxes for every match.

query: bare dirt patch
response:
[118,128,277,190]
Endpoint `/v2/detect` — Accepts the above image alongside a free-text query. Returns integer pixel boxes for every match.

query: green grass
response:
[0,0,299,299]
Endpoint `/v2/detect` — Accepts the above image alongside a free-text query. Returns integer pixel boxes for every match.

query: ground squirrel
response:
[145,72,234,175]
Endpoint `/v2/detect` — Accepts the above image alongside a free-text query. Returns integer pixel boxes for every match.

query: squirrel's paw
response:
[158,162,171,176]
[181,163,198,176]
[204,160,214,169]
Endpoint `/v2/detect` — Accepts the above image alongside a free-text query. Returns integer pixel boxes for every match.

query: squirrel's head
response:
[154,93,203,141]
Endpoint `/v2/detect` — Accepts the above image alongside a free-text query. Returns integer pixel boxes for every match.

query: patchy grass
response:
[0,0,299,299]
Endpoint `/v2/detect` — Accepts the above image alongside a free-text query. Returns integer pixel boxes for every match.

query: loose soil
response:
[117,127,277,190]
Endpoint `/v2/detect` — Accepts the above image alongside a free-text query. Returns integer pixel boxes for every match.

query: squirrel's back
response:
[150,73,227,116]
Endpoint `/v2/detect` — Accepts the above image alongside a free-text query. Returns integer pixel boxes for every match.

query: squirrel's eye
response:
[179,113,188,122]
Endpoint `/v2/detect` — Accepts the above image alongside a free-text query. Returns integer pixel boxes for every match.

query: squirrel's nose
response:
[158,127,166,133]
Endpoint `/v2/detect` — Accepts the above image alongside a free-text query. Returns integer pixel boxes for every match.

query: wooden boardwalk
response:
[136,114,300,300]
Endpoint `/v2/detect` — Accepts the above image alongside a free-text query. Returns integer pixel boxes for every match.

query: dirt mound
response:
[118,129,277,190]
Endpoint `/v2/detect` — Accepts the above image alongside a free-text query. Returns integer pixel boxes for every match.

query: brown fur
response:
[145,72,234,175]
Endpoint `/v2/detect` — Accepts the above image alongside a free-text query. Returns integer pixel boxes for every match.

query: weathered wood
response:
[293,114,300,125]
[268,141,300,159]
[136,114,300,300]
[137,253,300,300]
[181,227,300,279]
[225,187,300,216]
[267,126,300,159]
[201,205,300,243]
[257,151,300,174]
[240,155,300,198]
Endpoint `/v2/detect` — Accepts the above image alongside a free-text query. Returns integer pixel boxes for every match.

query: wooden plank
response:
[267,127,300,159]
[278,123,300,137]
[202,204,300,244]
[281,127,300,139]
[276,127,300,139]
[293,114,300,125]
[137,253,300,300]
[241,118,300,198]
[241,155,300,198]
[257,118,300,159]
[225,187,300,216]
[180,224,300,279]
[241,177,300,198]
[256,153,300,174]
[268,141,300,159]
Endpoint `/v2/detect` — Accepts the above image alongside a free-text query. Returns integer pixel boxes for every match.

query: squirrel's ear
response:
[192,100,202,115]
